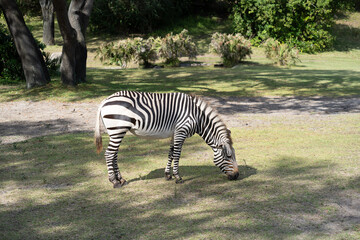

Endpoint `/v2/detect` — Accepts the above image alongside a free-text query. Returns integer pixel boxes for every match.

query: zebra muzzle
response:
[227,171,239,180]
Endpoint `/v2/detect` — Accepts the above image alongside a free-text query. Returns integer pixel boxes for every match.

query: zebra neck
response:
[193,97,226,149]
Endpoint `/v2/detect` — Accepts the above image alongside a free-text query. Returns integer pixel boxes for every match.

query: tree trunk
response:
[53,0,77,86]
[68,0,94,84]
[0,0,50,89]
[53,0,93,86]
[39,0,55,45]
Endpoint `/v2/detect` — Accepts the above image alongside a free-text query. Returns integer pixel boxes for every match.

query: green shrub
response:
[96,37,160,68]
[90,0,192,33]
[0,23,58,84]
[232,0,335,53]
[96,29,197,68]
[96,39,136,68]
[209,32,252,67]
[158,29,197,66]
[263,38,300,66]
[132,37,161,68]
[0,23,24,84]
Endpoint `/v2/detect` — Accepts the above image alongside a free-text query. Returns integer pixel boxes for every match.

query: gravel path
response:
[1,96,359,144]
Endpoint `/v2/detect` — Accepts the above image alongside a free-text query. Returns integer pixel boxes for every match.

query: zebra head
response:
[213,142,239,180]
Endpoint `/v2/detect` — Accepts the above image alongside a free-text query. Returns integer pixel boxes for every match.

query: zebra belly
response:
[130,129,174,139]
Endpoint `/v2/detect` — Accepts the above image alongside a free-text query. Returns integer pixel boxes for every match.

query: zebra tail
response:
[95,104,103,154]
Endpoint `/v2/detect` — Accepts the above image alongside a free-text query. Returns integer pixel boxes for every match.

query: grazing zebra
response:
[95,91,239,188]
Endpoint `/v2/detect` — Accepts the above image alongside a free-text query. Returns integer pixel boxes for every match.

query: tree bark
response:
[53,0,77,86]
[39,0,55,45]
[69,0,94,84]
[53,0,93,86]
[0,0,50,89]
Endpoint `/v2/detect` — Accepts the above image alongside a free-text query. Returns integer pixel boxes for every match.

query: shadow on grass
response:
[0,133,359,239]
[332,23,360,51]
[128,165,257,183]
[0,119,74,144]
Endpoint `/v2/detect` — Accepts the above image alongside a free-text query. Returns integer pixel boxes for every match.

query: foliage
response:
[232,0,336,53]
[158,29,198,66]
[209,32,252,67]
[96,37,161,68]
[16,0,42,16]
[40,43,60,74]
[96,39,136,68]
[90,0,232,34]
[90,0,192,33]
[0,23,24,84]
[96,29,197,68]
[263,38,300,66]
[132,37,161,68]
[0,23,58,84]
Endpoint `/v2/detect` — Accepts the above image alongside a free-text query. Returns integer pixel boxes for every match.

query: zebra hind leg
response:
[165,143,174,181]
[171,131,187,184]
[105,133,128,188]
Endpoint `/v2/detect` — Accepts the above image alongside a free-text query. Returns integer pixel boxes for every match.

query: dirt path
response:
[1,96,360,144]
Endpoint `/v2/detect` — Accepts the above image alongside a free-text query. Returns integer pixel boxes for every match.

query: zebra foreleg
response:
[105,134,128,188]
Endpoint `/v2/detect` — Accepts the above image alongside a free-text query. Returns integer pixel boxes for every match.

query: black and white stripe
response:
[95,91,239,187]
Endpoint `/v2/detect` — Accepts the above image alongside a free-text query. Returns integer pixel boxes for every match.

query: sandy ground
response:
[0,96,359,144]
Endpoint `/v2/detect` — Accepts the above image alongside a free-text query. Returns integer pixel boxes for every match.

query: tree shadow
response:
[332,23,360,51]
[2,62,360,103]
[0,119,76,144]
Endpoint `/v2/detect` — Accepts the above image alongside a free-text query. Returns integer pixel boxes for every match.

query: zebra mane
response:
[190,94,233,146]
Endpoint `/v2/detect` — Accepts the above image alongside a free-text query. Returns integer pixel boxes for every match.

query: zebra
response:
[94,91,239,188]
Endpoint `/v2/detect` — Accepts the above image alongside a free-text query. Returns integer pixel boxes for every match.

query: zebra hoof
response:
[165,172,172,181]
[113,178,128,188]
[175,178,184,184]
[175,176,184,184]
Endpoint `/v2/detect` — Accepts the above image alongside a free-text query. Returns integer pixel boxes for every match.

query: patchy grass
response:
[1,57,360,102]
[0,114,359,239]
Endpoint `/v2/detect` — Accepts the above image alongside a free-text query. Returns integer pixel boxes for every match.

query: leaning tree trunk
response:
[53,0,93,86]
[39,0,55,45]
[0,0,50,89]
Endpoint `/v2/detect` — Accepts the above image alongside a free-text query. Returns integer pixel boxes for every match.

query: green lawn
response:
[0,114,359,239]
[1,55,360,102]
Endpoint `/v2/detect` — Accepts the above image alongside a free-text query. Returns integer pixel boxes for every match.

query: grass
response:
[0,114,359,239]
[1,58,360,102]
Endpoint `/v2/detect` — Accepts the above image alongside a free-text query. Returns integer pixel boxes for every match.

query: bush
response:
[158,29,197,66]
[232,0,335,53]
[0,23,24,84]
[263,38,300,66]
[209,32,252,67]
[96,37,160,68]
[96,39,135,68]
[90,0,232,34]
[90,0,192,33]
[132,37,160,68]
[96,29,197,68]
